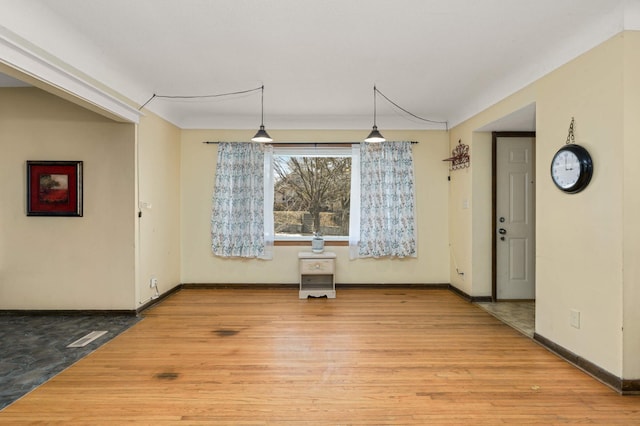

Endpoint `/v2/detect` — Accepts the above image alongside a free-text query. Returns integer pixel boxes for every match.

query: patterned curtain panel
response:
[357,141,417,258]
[348,144,361,259]
[211,142,273,259]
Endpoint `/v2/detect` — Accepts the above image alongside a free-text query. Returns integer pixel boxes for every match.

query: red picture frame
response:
[27,161,83,216]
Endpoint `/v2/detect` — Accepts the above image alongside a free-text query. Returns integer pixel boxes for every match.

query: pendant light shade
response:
[365,125,385,143]
[252,85,273,143]
[252,125,272,142]
[364,85,385,143]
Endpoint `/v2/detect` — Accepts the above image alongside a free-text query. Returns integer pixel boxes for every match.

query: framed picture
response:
[26,161,83,216]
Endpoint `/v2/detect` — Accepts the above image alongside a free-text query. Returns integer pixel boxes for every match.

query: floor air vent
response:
[67,330,108,348]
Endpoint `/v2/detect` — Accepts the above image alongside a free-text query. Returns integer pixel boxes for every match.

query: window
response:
[273,146,351,241]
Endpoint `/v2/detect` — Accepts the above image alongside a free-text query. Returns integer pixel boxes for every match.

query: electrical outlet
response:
[570,309,580,329]
[150,277,158,288]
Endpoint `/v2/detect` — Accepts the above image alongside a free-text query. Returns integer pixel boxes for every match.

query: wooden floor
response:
[1,288,639,424]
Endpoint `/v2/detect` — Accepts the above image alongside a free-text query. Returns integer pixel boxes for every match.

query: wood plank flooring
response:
[1,288,639,424]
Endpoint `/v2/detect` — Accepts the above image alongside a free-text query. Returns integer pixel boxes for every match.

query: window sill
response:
[274,240,348,247]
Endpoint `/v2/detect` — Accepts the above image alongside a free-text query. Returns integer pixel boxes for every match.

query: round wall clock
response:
[550,144,593,194]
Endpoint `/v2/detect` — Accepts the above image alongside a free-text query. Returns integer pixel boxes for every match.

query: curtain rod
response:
[202,141,418,145]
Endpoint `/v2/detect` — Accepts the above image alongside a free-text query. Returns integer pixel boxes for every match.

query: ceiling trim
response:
[0,25,141,124]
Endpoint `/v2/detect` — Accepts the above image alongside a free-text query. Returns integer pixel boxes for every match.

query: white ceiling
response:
[1,0,638,131]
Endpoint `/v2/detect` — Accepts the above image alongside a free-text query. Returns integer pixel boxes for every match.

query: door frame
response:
[491,131,536,302]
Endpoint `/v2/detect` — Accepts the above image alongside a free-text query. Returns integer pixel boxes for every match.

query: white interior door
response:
[496,136,535,300]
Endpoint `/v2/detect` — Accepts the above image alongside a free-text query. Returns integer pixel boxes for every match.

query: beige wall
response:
[180,130,450,285]
[136,112,182,306]
[535,32,624,377]
[622,31,640,379]
[0,87,137,309]
[470,132,493,297]
[449,32,640,379]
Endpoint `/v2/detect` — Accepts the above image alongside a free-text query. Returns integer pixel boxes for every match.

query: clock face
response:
[551,150,581,188]
[550,144,593,194]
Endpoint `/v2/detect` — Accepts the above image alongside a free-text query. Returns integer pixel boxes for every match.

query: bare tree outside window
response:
[274,155,351,238]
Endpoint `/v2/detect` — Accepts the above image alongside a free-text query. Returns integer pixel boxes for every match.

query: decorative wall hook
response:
[443,140,470,170]
[566,116,575,145]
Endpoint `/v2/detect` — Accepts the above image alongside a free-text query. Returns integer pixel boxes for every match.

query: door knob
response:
[498,228,507,235]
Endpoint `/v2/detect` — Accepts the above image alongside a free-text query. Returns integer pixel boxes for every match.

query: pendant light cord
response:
[373,85,377,127]
[260,85,265,126]
[139,86,263,110]
[139,84,448,131]
[375,86,448,130]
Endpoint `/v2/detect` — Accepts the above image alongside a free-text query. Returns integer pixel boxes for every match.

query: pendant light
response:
[364,85,385,142]
[252,85,273,142]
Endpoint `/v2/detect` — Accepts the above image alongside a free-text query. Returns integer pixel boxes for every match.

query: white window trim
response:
[272,145,353,242]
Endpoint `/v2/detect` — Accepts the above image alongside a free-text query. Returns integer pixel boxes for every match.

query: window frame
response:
[272,144,352,244]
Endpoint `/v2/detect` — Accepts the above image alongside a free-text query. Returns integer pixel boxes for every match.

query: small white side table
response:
[298,251,336,299]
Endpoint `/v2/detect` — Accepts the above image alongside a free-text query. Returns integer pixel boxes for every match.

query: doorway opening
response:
[482,132,536,337]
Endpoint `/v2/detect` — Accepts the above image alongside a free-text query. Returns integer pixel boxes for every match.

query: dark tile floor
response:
[0,313,141,410]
